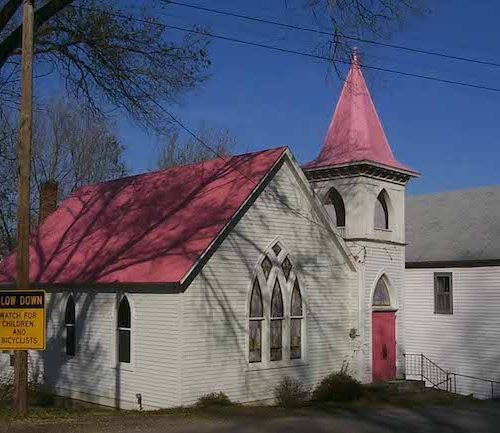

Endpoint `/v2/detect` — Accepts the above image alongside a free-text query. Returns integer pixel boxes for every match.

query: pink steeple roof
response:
[305,51,415,173]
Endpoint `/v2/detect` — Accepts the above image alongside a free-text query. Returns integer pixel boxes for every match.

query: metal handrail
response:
[404,353,500,399]
[451,372,500,385]
[404,353,450,390]
[421,354,447,374]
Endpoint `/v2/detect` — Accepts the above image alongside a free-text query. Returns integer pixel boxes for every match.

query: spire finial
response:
[352,47,360,68]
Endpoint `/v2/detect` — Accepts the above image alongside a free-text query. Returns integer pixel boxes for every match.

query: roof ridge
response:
[407,184,500,199]
[71,146,288,197]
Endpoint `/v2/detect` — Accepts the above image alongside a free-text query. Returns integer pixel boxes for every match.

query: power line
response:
[149,98,354,253]
[163,0,500,69]
[71,4,500,94]
[160,23,500,93]
[67,4,405,259]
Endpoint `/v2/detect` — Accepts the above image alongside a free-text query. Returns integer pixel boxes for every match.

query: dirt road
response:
[2,402,499,433]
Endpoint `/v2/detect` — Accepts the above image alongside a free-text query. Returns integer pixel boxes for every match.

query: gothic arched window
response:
[324,187,346,227]
[270,279,284,361]
[290,280,303,359]
[117,296,131,363]
[249,279,264,363]
[248,242,305,364]
[373,277,391,307]
[374,190,389,230]
[64,296,76,356]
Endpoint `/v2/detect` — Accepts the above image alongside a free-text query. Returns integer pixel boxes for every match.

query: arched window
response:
[249,243,306,365]
[270,279,284,361]
[290,280,303,359]
[249,279,264,363]
[64,296,76,356]
[373,277,391,307]
[324,187,346,227]
[117,296,131,364]
[374,190,389,230]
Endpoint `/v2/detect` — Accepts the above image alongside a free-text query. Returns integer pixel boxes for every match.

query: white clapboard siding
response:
[405,266,500,399]
[179,159,358,406]
[28,290,182,409]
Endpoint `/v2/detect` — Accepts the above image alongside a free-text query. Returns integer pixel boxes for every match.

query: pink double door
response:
[372,311,396,382]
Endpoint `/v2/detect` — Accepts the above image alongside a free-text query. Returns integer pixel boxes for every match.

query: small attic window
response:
[324,187,345,227]
[374,190,389,230]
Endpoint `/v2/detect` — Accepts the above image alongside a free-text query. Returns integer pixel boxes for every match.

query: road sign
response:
[0,290,46,350]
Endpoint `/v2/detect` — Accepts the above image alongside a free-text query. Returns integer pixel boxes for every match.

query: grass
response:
[0,404,110,423]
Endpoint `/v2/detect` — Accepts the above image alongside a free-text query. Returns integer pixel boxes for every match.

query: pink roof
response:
[305,52,415,173]
[0,147,286,287]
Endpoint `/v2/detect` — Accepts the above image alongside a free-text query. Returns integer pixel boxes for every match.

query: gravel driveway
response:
[2,402,500,433]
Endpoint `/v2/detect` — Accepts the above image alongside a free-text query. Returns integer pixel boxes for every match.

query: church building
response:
[0,52,422,409]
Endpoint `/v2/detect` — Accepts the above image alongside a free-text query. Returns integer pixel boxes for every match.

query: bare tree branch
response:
[0,0,75,68]
[0,0,22,33]
[0,97,127,256]
[0,1,210,132]
[155,123,236,169]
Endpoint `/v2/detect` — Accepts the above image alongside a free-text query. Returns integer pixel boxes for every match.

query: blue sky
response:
[112,1,500,195]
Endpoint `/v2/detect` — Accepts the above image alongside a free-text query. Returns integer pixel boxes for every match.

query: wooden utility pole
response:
[13,0,35,417]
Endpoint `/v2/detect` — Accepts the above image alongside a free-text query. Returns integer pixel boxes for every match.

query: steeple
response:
[304,49,416,174]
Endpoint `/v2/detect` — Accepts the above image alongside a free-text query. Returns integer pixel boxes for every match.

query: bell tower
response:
[303,50,418,382]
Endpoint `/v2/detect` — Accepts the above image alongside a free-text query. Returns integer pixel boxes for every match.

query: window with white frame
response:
[249,279,264,363]
[117,296,131,363]
[290,279,303,359]
[248,242,304,364]
[270,279,284,361]
[64,296,76,356]
[372,277,391,307]
[434,273,453,314]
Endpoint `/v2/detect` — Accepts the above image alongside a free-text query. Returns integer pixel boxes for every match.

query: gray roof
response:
[406,186,500,264]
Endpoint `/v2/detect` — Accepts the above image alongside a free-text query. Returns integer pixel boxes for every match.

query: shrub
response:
[196,392,233,407]
[274,376,308,408]
[0,365,53,407]
[0,371,14,404]
[312,368,363,402]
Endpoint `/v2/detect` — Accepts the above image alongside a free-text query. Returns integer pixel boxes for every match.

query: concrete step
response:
[367,380,426,394]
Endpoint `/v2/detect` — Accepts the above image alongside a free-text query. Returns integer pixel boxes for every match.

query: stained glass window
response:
[272,243,282,256]
[261,256,272,280]
[291,280,302,316]
[281,257,292,280]
[373,278,391,307]
[270,279,283,361]
[65,296,76,356]
[249,279,263,362]
[290,280,303,359]
[118,296,131,363]
[250,279,263,318]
